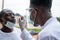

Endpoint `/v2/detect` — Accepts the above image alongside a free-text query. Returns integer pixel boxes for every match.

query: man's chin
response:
[33,23,39,27]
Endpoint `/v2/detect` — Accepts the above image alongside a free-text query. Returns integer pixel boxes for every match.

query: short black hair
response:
[1,9,14,14]
[30,0,52,9]
[0,9,14,19]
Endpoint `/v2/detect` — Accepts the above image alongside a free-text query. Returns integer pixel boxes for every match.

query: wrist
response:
[21,28,25,31]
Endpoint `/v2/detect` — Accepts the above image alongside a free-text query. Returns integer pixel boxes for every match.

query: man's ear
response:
[0,22,3,29]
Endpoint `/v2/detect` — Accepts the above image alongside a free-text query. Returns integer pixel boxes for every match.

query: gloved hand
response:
[19,18,26,31]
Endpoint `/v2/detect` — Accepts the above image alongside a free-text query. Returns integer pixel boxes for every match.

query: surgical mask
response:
[4,21,15,29]
[27,8,39,27]
[30,10,39,27]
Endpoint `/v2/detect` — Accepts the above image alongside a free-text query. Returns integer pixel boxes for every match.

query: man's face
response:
[2,12,15,24]
[30,6,47,26]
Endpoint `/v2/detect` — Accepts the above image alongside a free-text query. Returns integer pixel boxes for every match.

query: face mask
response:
[30,10,39,27]
[4,21,15,29]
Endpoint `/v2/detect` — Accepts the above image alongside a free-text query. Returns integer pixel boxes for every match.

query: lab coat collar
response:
[41,17,57,29]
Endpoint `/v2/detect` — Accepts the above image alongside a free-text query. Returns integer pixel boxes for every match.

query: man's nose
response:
[11,15,15,18]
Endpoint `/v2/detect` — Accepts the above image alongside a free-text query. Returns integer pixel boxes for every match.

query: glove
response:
[19,18,26,31]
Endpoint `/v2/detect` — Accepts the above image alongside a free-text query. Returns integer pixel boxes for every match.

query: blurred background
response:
[0,0,60,40]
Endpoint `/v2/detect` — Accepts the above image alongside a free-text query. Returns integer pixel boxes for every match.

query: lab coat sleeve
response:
[37,35,58,40]
[21,29,34,40]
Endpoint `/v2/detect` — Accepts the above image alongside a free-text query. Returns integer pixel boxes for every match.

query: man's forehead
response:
[1,9,14,14]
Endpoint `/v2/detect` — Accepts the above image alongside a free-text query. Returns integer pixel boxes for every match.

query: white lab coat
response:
[0,27,33,40]
[21,29,33,40]
[37,17,60,40]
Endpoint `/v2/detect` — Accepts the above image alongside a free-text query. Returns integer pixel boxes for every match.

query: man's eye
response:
[5,14,11,17]
[6,14,9,16]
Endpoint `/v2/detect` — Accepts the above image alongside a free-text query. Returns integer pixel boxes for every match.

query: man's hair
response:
[0,9,14,14]
[30,0,52,9]
[0,9,14,17]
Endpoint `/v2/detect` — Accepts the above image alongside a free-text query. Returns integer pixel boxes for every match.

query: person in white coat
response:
[0,9,33,40]
[30,0,60,40]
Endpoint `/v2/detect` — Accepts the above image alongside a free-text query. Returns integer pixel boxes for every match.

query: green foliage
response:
[16,26,41,33]
[26,28,42,33]
[57,17,60,22]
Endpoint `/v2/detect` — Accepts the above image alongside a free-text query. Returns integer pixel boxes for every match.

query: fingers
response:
[19,18,21,23]
[19,18,21,26]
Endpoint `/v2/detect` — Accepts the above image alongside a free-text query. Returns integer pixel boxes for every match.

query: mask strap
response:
[34,9,37,22]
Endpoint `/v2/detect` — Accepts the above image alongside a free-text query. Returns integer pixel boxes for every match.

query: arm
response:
[21,29,33,40]
[37,35,58,40]
[19,18,33,40]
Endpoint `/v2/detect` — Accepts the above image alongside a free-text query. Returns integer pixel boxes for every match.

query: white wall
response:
[0,0,2,11]
[51,0,60,17]
[4,0,30,16]
[0,0,60,17]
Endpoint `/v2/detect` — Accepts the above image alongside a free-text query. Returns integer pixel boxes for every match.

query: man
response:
[0,9,33,40]
[30,0,60,40]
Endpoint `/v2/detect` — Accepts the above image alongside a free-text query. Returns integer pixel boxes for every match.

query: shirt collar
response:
[41,17,57,29]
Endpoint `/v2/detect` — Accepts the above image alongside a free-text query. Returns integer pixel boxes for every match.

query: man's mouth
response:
[9,19,16,24]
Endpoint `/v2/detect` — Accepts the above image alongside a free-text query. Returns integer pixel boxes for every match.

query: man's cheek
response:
[1,18,7,24]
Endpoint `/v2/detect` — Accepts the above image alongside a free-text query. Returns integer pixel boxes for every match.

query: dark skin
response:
[0,9,15,33]
[30,5,52,26]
